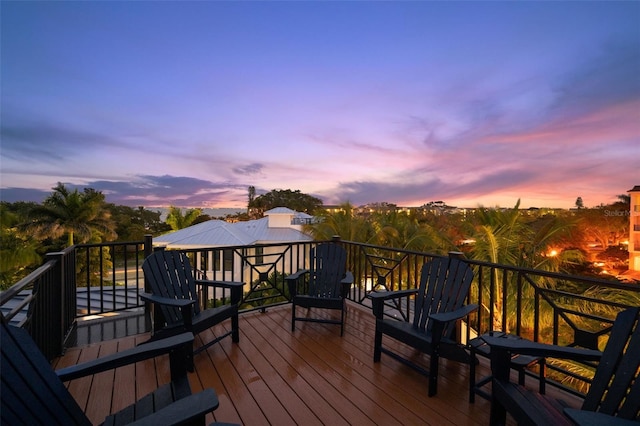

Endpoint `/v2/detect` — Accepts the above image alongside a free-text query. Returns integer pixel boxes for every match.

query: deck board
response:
[55,303,518,425]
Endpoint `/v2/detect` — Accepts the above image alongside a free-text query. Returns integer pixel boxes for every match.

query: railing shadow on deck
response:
[1,235,638,400]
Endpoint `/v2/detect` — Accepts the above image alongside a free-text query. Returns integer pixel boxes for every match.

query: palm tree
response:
[469,200,579,331]
[370,210,454,253]
[27,183,116,247]
[247,186,256,214]
[306,202,374,243]
[165,206,202,231]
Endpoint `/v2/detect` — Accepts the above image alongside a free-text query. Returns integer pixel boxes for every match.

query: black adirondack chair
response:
[286,243,354,336]
[370,256,477,397]
[0,316,219,425]
[140,250,243,368]
[485,306,640,426]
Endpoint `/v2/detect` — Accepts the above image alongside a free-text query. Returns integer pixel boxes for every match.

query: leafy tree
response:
[191,213,213,226]
[75,230,113,287]
[0,204,40,290]
[575,203,629,249]
[575,197,584,209]
[135,206,171,235]
[106,204,170,241]
[26,183,116,247]
[165,205,202,231]
[249,189,323,218]
[614,193,630,206]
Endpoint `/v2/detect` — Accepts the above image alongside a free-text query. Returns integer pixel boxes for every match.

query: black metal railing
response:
[73,237,151,316]
[1,236,638,399]
[0,246,76,360]
[436,257,639,397]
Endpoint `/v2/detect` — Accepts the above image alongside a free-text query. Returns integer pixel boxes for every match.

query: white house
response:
[153,207,314,285]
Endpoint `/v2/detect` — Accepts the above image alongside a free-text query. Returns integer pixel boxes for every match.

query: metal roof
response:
[264,207,297,214]
[233,217,312,243]
[153,213,312,248]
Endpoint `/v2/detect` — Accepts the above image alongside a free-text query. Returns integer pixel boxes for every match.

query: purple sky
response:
[1,2,639,209]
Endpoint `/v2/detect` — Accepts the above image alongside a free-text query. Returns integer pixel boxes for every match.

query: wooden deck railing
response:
[2,235,639,398]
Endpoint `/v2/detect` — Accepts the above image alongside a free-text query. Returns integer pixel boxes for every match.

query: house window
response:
[213,251,221,271]
[255,246,264,265]
[213,249,234,271]
[223,249,233,271]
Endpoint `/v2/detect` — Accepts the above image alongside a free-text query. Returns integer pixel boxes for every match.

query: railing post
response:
[144,234,153,262]
[46,251,66,358]
[143,235,153,329]
[448,251,465,259]
[64,247,77,340]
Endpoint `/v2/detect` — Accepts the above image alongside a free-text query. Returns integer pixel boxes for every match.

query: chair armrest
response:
[195,279,243,290]
[286,269,310,297]
[127,388,219,426]
[139,292,197,308]
[56,332,195,382]
[563,408,639,426]
[340,272,354,298]
[130,389,220,426]
[285,269,310,282]
[341,271,354,285]
[195,279,243,304]
[369,288,418,319]
[429,304,478,324]
[368,288,418,301]
[482,336,603,362]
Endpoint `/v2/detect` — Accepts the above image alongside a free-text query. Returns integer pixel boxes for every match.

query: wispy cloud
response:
[232,163,264,176]
[550,39,640,118]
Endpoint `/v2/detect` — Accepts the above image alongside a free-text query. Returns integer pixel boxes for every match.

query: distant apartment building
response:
[629,185,640,272]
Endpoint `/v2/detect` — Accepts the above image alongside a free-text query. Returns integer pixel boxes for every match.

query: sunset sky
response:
[1,1,639,209]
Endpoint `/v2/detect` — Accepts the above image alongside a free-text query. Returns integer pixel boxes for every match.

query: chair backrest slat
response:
[1,320,90,425]
[143,251,201,327]
[413,257,474,337]
[618,373,640,419]
[582,306,640,420]
[308,243,347,298]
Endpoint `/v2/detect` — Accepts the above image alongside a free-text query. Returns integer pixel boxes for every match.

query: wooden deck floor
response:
[54,303,518,425]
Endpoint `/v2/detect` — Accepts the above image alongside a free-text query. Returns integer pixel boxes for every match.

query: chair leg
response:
[169,341,193,377]
[489,348,510,426]
[373,327,382,362]
[340,304,345,336]
[291,303,296,332]
[490,396,508,426]
[428,351,439,397]
[231,313,240,343]
[469,348,476,403]
[187,350,194,372]
[539,359,546,394]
